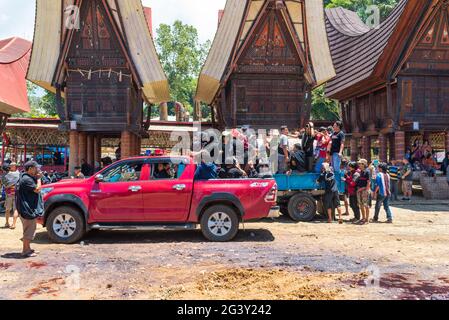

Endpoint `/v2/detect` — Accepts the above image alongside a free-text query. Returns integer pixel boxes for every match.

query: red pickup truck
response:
[39,156,279,243]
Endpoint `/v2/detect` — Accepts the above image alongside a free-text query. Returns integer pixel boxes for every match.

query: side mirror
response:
[95,174,104,183]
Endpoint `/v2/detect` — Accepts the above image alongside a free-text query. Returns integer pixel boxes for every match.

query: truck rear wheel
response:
[200,205,239,242]
[287,193,317,222]
[46,206,85,244]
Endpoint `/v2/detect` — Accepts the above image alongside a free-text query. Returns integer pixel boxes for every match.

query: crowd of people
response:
[2,122,449,259]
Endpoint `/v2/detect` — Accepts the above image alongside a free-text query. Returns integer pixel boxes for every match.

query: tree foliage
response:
[324,0,398,22]
[17,82,58,118]
[155,20,210,116]
[311,86,340,121]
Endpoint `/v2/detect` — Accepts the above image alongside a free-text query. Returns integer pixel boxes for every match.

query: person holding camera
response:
[15,161,44,258]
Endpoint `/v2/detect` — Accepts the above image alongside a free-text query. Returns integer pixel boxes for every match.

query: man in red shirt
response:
[314,127,330,173]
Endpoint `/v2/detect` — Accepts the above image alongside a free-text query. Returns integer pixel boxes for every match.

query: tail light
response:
[265,183,278,202]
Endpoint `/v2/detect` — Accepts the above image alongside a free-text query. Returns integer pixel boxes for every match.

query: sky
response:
[0,0,226,43]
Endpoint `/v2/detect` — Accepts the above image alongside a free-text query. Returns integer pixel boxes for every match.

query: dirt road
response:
[1,201,448,300]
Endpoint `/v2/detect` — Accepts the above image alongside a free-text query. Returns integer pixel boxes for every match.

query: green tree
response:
[325,0,398,22]
[311,86,340,121]
[155,20,210,116]
[16,82,58,118]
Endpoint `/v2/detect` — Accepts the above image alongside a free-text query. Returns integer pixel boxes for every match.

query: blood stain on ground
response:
[0,263,13,270]
[26,278,65,299]
[27,262,48,269]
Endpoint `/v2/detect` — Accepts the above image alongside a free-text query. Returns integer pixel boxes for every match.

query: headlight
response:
[41,187,54,196]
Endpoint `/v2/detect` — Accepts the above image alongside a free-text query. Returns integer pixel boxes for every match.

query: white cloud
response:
[0,13,9,23]
[143,0,226,43]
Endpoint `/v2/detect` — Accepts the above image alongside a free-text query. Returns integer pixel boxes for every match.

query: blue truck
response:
[274,172,346,222]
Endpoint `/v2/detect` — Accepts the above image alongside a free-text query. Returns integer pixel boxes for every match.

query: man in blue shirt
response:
[372,163,393,224]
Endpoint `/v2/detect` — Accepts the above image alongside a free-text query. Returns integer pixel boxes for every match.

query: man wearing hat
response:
[356,159,371,224]
[15,161,44,258]
[1,162,20,229]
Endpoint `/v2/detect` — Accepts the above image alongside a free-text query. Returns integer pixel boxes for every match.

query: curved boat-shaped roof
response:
[324,0,408,98]
[196,0,336,105]
[0,37,32,115]
[27,0,170,104]
[325,7,371,37]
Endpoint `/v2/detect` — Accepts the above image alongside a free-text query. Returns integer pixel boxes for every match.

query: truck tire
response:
[46,206,85,244]
[287,193,317,222]
[200,205,239,242]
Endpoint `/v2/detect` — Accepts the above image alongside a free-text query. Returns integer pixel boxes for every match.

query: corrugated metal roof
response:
[196,0,336,105]
[0,37,32,115]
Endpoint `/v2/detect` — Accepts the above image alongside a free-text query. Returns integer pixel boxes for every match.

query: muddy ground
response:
[0,200,448,300]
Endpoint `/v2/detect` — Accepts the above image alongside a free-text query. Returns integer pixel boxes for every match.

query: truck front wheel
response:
[287,193,317,222]
[200,205,239,242]
[46,206,86,244]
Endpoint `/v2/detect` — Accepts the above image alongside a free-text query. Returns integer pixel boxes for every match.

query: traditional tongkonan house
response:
[27,0,170,174]
[325,0,449,163]
[0,37,31,136]
[195,0,336,130]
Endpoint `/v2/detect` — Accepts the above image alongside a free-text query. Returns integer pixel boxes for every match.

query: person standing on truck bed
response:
[277,126,290,174]
[314,127,330,173]
[317,163,343,224]
[328,121,345,173]
[301,122,316,173]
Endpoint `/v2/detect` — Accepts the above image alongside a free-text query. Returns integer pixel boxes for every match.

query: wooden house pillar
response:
[87,134,94,166]
[361,136,371,162]
[350,137,358,161]
[160,102,168,121]
[379,134,388,162]
[94,135,101,166]
[78,132,87,166]
[445,131,449,152]
[193,100,202,122]
[136,136,142,156]
[69,131,79,175]
[121,131,132,159]
[395,131,406,161]
[389,134,396,161]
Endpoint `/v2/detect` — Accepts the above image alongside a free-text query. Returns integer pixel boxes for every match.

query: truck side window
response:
[151,162,178,180]
[102,161,143,183]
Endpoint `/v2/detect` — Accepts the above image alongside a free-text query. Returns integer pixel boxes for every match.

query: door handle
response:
[129,186,142,192]
[173,184,186,191]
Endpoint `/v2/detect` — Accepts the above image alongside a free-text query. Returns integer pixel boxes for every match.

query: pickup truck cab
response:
[39,156,279,243]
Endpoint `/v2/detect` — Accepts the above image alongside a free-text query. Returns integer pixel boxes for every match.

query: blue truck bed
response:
[274,172,346,194]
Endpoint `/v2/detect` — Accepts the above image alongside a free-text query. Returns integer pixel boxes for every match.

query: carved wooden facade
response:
[222,6,309,129]
[58,0,143,135]
[196,0,335,130]
[326,0,449,161]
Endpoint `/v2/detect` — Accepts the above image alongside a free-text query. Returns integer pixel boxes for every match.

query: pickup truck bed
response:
[274,172,346,222]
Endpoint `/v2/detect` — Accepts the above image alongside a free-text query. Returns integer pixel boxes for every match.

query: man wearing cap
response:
[15,161,44,258]
[1,163,20,229]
